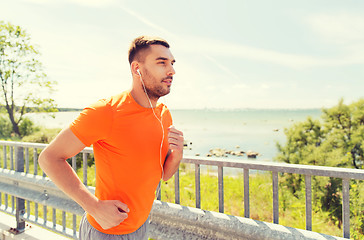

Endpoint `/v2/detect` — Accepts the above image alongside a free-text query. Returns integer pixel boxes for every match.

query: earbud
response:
[137,69,141,76]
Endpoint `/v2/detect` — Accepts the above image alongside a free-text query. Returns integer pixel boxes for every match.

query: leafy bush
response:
[22,128,61,143]
[0,115,40,138]
[0,115,12,137]
[19,117,39,137]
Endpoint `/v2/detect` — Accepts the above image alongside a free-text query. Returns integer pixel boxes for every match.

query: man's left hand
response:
[168,125,184,157]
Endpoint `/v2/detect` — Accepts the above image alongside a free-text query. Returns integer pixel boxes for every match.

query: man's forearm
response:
[162,151,183,181]
[39,151,99,214]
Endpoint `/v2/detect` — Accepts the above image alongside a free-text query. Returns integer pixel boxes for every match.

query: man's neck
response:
[130,88,158,108]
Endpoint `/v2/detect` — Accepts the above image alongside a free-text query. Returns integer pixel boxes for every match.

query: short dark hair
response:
[128,36,170,64]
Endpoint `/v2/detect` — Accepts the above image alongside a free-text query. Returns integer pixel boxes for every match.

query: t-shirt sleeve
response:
[70,99,112,147]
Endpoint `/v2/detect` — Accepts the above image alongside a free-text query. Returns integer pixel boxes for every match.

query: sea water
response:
[25,108,322,161]
[172,109,321,161]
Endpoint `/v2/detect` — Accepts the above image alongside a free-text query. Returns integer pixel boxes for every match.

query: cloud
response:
[111,5,360,70]
[20,0,51,4]
[234,83,249,90]
[103,3,364,71]
[204,55,239,80]
[21,0,118,7]
[115,7,364,69]
[116,4,173,37]
[66,0,118,7]
[176,36,364,69]
[307,12,364,45]
[260,83,270,89]
[111,7,364,70]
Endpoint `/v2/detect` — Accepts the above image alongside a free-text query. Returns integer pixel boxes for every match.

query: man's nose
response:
[168,67,176,76]
[168,65,176,76]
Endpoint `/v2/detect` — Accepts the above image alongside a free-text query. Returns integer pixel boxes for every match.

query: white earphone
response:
[136,67,165,197]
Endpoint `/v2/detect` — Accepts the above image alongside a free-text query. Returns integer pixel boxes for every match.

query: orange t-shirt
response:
[70,91,172,234]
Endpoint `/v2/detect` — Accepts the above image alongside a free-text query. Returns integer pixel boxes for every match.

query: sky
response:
[1,0,364,109]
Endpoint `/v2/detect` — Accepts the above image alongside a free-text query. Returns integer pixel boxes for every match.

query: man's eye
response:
[158,62,165,65]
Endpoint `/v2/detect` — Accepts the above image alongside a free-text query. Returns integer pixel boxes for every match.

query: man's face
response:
[139,45,176,100]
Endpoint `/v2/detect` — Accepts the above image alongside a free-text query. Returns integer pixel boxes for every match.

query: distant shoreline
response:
[57,107,83,112]
[0,107,83,113]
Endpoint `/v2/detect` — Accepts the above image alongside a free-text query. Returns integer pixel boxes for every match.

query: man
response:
[39,36,184,239]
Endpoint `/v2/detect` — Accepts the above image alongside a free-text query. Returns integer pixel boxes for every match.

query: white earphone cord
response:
[139,73,165,198]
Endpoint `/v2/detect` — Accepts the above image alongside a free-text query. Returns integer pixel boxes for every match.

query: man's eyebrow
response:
[156,57,176,63]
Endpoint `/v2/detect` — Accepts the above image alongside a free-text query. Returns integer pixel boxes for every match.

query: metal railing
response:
[0,140,363,239]
[171,157,364,238]
[0,141,91,238]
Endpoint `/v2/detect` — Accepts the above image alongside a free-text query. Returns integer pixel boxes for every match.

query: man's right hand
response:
[91,200,129,230]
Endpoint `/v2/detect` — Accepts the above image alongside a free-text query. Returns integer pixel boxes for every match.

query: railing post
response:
[62,211,66,233]
[73,214,77,237]
[156,181,162,200]
[33,148,38,175]
[218,166,224,213]
[10,146,14,170]
[244,168,250,218]
[83,153,88,185]
[15,146,26,233]
[174,167,180,204]
[342,179,350,239]
[272,171,279,224]
[195,163,201,208]
[305,175,312,231]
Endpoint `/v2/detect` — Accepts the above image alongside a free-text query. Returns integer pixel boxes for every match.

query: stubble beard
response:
[143,70,171,102]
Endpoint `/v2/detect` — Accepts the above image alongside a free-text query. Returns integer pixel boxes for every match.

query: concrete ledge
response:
[149,200,346,240]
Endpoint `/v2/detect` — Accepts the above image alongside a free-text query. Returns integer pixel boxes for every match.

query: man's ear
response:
[131,62,140,76]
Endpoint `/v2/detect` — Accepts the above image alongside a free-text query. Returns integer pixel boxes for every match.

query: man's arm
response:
[38,127,129,230]
[162,126,184,181]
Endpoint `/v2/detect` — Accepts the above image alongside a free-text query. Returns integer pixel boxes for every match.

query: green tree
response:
[321,99,364,169]
[0,21,57,137]
[276,99,364,229]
